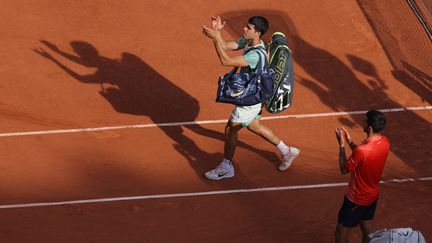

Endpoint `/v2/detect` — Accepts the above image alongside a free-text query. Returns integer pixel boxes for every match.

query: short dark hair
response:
[366,110,387,133]
[248,16,269,37]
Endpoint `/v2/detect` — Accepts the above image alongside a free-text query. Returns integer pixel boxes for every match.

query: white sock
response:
[277,140,290,155]
[222,158,232,166]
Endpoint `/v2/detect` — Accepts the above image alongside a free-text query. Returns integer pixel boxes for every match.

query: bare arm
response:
[348,141,358,151]
[336,128,349,174]
[338,146,349,174]
[202,26,248,67]
[221,39,241,51]
[213,31,248,66]
[208,30,240,51]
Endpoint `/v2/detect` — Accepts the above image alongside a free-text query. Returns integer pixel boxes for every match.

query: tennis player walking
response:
[201,16,300,180]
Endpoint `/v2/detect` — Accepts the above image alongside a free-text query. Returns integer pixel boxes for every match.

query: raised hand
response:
[335,127,346,147]
[201,25,217,39]
[211,16,226,31]
[341,127,352,144]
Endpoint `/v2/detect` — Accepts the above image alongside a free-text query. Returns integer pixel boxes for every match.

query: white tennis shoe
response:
[205,162,235,180]
[278,147,300,171]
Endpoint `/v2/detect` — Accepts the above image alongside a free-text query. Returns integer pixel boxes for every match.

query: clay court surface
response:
[0,0,431,242]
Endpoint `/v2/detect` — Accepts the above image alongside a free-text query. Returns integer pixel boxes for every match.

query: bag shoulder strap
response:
[230,46,268,74]
[250,46,269,74]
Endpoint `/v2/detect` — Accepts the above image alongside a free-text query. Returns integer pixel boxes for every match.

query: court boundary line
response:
[0,176,431,209]
[0,106,431,137]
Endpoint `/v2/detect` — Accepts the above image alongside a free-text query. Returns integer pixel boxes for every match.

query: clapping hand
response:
[201,25,216,38]
[211,16,226,31]
[335,127,346,147]
[202,16,226,39]
[340,127,352,144]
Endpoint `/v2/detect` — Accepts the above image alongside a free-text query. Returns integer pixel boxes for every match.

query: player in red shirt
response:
[335,110,390,243]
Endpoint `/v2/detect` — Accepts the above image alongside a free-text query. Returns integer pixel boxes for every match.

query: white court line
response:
[0,106,431,137]
[0,176,431,209]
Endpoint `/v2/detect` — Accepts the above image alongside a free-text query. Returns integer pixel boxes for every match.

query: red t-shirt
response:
[345,135,390,205]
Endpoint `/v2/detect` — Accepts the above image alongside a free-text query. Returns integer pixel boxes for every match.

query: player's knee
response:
[225,122,240,136]
[246,124,256,132]
[247,120,260,133]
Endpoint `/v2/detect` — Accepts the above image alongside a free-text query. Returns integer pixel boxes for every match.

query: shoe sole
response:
[205,172,235,180]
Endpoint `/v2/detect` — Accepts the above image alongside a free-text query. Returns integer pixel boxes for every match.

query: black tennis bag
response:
[264,32,295,113]
[216,47,275,106]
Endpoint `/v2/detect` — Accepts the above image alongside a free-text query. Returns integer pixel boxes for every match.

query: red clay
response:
[0,0,431,242]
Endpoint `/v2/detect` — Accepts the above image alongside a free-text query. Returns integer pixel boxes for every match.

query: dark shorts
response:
[337,196,378,227]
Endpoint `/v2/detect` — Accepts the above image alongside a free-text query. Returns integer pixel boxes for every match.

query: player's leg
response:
[204,120,242,180]
[224,104,260,161]
[205,105,254,180]
[247,117,300,171]
[224,120,244,160]
[359,220,373,243]
[359,199,378,243]
[247,117,280,145]
[336,196,363,243]
[335,224,352,243]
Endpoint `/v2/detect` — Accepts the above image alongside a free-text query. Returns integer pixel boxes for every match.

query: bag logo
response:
[274,50,287,82]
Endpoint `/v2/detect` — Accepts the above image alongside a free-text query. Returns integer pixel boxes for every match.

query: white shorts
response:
[229,103,262,127]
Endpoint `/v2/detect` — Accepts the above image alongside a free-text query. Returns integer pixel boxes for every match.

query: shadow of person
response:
[33,40,279,183]
[392,61,432,104]
[354,0,432,106]
[287,36,397,119]
[347,54,389,90]
[221,10,432,175]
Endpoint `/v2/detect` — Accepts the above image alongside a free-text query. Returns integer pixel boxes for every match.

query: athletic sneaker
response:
[205,162,235,180]
[278,147,300,171]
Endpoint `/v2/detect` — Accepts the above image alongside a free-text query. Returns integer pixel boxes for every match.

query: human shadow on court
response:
[392,61,432,104]
[33,40,279,183]
[356,0,432,105]
[222,10,431,175]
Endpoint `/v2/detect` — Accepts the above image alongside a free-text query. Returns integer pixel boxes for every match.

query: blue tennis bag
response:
[216,47,275,106]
